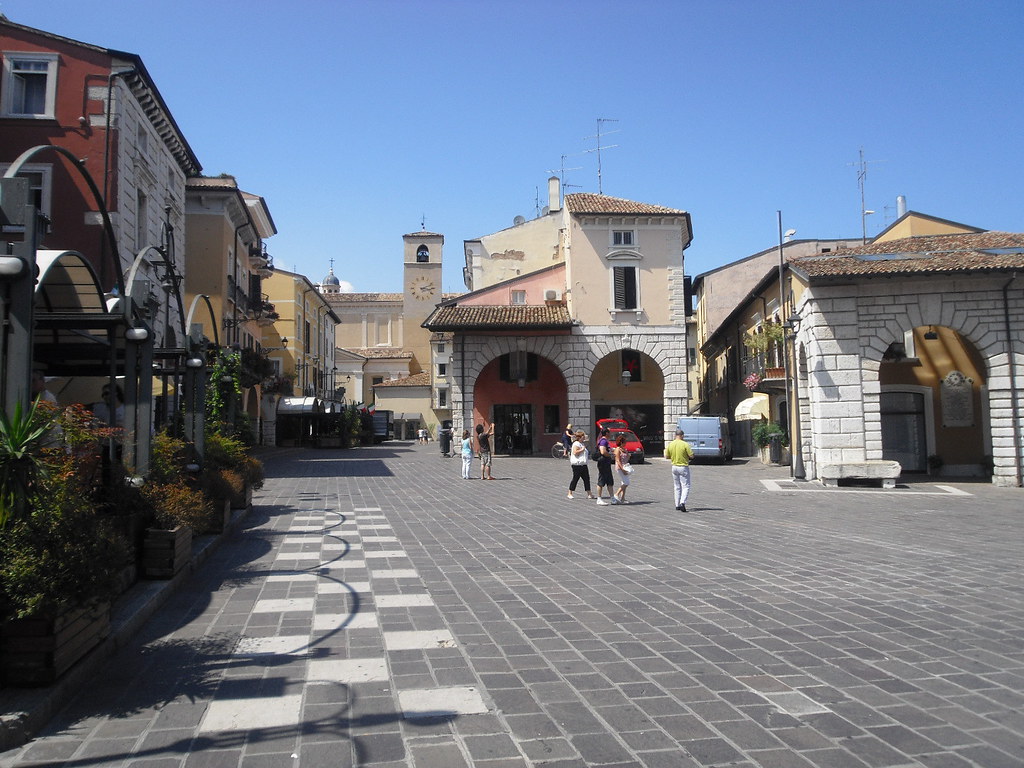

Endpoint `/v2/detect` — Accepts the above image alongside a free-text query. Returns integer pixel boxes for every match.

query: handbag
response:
[621,463,634,475]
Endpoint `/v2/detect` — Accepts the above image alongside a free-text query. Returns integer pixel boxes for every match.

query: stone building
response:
[424,183,693,454]
[787,222,1024,487]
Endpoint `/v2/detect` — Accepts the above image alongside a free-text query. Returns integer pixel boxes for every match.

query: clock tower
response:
[402,230,443,374]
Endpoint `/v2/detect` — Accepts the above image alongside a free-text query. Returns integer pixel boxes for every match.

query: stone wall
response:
[450,326,688,445]
[797,277,1024,487]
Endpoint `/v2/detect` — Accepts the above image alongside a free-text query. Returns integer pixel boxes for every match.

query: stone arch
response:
[857,289,1012,481]
[466,337,569,455]
[589,346,666,450]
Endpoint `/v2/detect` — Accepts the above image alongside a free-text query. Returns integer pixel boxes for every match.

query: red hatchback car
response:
[605,428,645,464]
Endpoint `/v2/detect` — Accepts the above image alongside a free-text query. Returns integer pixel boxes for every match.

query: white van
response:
[675,416,732,463]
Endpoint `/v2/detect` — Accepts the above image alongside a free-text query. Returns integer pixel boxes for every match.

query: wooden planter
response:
[141,525,193,579]
[1,603,111,686]
[229,482,253,511]
[202,498,232,534]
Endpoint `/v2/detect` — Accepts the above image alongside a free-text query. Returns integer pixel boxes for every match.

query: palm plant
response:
[0,399,55,529]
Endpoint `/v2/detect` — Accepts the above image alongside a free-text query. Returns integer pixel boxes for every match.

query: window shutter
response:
[614,267,626,309]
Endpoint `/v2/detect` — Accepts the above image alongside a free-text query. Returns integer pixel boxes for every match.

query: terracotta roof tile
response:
[374,372,431,387]
[565,193,688,216]
[790,232,1024,280]
[423,304,573,331]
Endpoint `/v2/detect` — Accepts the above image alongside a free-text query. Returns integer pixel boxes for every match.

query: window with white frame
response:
[1,53,58,118]
[511,289,526,305]
[437,388,448,408]
[612,230,634,246]
[437,363,447,377]
[436,342,446,353]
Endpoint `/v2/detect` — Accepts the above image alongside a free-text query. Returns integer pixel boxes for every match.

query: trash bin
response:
[439,428,452,456]
[768,434,782,463]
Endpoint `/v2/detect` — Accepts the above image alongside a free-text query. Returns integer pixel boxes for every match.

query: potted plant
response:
[138,431,214,578]
[0,402,131,686]
[752,420,787,465]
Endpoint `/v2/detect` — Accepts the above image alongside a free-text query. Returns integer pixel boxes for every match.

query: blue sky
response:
[5,0,1022,293]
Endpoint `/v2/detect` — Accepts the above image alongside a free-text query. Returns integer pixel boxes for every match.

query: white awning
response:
[277,396,324,414]
[734,393,770,421]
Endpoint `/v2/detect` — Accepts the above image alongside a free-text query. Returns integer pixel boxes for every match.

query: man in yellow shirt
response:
[664,429,694,513]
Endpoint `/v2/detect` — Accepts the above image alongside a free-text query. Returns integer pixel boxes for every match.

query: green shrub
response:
[752,420,787,448]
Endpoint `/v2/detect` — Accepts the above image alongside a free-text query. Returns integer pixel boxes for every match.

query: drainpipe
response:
[1002,275,1022,487]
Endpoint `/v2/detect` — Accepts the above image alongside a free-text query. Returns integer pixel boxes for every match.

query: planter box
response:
[1,603,110,686]
[202,498,232,534]
[229,483,253,511]
[141,525,193,579]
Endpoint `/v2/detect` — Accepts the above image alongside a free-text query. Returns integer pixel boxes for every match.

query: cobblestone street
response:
[2,442,1022,768]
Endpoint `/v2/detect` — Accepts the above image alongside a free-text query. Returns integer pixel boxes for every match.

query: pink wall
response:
[460,265,565,306]
[472,355,568,454]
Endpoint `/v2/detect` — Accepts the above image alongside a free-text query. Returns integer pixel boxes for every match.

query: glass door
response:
[493,404,533,455]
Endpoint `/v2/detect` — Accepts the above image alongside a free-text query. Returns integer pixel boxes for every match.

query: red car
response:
[606,428,645,464]
[596,418,629,432]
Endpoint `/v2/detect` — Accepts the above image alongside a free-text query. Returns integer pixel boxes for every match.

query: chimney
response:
[548,176,561,213]
[897,195,907,218]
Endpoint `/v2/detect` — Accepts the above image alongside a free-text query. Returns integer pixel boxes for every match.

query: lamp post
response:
[786,311,805,479]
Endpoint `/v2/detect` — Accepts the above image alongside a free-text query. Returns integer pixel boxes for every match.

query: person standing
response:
[664,429,695,513]
[613,433,633,504]
[561,423,574,459]
[567,430,596,499]
[476,422,495,480]
[594,428,617,505]
[460,429,473,479]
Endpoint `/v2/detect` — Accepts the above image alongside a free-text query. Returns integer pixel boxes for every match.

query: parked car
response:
[596,418,629,432]
[675,416,731,463]
[606,428,645,464]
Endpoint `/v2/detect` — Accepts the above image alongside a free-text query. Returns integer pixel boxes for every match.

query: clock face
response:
[410,276,435,299]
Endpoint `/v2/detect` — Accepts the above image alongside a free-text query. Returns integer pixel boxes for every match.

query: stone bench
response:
[819,460,902,489]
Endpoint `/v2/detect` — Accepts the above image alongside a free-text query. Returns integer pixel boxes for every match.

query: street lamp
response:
[786,311,805,480]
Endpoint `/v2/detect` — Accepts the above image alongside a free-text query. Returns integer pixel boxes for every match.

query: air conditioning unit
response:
[544,288,561,301]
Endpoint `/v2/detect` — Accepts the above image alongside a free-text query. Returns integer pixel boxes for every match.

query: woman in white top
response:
[613,433,633,504]
[567,430,596,499]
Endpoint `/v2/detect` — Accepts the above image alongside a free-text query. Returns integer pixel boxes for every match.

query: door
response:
[881,391,927,472]
[493,404,533,455]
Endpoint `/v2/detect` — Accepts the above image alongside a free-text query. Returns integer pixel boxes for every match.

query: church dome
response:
[322,267,341,286]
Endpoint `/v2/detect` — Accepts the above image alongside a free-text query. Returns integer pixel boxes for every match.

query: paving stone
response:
[4,448,1024,768]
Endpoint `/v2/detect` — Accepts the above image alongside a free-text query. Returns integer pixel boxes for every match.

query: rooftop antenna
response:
[848,147,885,244]
[584,118,619,195]
[420,213,426,231]
[546,154,583,194]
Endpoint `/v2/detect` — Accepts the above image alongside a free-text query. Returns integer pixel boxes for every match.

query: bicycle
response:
[551,441,567,459]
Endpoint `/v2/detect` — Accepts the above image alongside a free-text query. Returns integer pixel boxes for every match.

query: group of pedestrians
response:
[566,426,694,512]
[565,427,634,504]
[455,419,695,513]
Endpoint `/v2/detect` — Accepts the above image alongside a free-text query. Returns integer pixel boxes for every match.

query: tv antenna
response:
[848,147,885,243]
[583,118,619,194]
[546,154,583,194]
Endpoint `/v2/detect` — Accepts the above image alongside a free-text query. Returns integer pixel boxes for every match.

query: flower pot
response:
[1,602,111,686]
[141,525,193,579]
